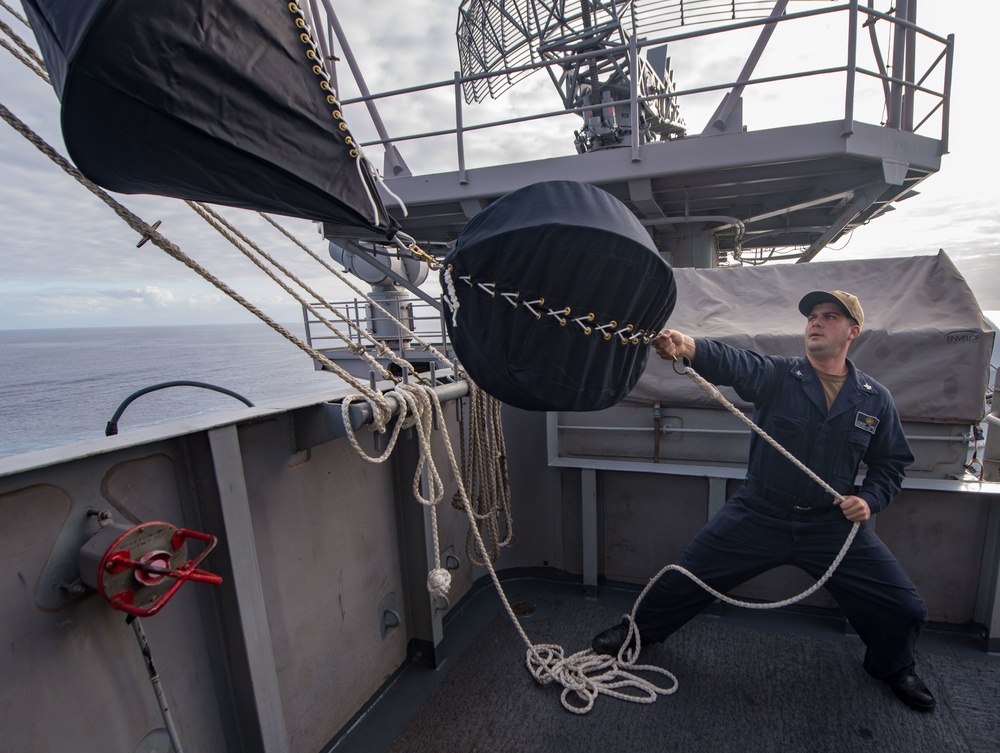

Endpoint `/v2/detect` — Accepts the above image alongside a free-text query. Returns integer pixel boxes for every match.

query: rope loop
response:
[525,642,678,715]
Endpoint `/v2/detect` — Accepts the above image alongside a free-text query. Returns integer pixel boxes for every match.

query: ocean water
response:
[0,323,349,458]
[3,318,996,460]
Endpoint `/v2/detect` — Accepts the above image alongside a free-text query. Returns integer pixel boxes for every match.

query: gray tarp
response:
[628,250,995,424]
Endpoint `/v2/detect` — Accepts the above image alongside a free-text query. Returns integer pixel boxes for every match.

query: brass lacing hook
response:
[398,239,441,271]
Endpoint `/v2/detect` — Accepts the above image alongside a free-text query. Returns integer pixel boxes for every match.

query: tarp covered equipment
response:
[631,250,995,424]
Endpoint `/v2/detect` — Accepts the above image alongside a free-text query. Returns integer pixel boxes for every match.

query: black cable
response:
[105,381,254,436]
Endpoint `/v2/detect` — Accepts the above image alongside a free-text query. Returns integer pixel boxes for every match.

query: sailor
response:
[591,290,936,712]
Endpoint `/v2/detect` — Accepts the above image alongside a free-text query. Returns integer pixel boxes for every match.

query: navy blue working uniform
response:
[634,338,927,680]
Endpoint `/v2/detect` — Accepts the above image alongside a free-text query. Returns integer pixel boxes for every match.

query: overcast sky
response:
[0,0,997,332]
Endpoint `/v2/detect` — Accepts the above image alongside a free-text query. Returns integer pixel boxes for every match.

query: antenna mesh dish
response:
[456,0,783,103]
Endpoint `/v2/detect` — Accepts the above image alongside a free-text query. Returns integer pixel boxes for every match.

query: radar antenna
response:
[456,0,686,152]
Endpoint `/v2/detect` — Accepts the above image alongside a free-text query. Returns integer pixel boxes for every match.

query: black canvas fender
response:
[441,181,676,411]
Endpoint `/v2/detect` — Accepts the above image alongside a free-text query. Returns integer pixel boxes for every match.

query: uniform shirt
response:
[692,339,914,515]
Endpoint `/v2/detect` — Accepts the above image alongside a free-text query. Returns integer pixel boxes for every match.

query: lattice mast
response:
[457,0,685,153]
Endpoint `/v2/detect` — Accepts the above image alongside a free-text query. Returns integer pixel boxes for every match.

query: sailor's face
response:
[804,302,858,355]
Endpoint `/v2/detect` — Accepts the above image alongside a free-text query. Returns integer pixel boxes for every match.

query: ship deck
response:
[332,572,1000,753]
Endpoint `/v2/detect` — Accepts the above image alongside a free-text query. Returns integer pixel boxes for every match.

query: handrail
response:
[320,1,951,174]
[302,295,451,366]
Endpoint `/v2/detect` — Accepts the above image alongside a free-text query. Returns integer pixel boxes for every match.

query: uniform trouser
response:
[634,495,928,679]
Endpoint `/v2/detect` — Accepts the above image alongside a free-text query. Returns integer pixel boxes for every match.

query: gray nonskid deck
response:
[329,575,999,753]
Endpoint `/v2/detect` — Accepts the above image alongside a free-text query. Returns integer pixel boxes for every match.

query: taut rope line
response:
[0,100,395,427]
[0,17,48,82]
[185,201,408,384]
[0,13,409,429]
[680,361,853,509]
[256,212,456,370]
[0,0,29,28]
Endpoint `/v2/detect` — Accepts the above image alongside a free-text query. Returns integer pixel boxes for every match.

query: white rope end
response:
[427,567,451,598]
[443,267,461,327]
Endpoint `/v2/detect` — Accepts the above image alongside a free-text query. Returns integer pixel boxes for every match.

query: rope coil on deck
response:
[526,643,678,713]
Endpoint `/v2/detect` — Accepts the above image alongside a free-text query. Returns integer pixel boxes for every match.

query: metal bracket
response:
[378,593,400,639]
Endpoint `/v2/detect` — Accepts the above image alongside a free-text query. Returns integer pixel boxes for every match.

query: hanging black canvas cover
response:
[21,0,394,235]
[442,181,676,412]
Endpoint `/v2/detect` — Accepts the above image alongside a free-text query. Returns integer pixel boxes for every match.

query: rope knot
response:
[426,567,451,598]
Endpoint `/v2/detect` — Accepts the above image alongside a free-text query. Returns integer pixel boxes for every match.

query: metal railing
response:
[322,0,953,177]
[302,295,453,367]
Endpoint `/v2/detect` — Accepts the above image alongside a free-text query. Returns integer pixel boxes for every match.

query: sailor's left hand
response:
[834,494,870,522]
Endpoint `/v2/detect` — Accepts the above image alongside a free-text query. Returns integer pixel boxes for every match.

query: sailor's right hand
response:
[652,329,694,361]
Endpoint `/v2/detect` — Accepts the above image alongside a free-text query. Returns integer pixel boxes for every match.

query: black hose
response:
[105,380,254,436]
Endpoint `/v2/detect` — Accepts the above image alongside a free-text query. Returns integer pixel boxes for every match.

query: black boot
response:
[885,671,936,712]
[591,619,635,656]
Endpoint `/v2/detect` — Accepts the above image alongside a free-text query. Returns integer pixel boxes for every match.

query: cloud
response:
[134,285,175,307]
[2,0,999,331]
